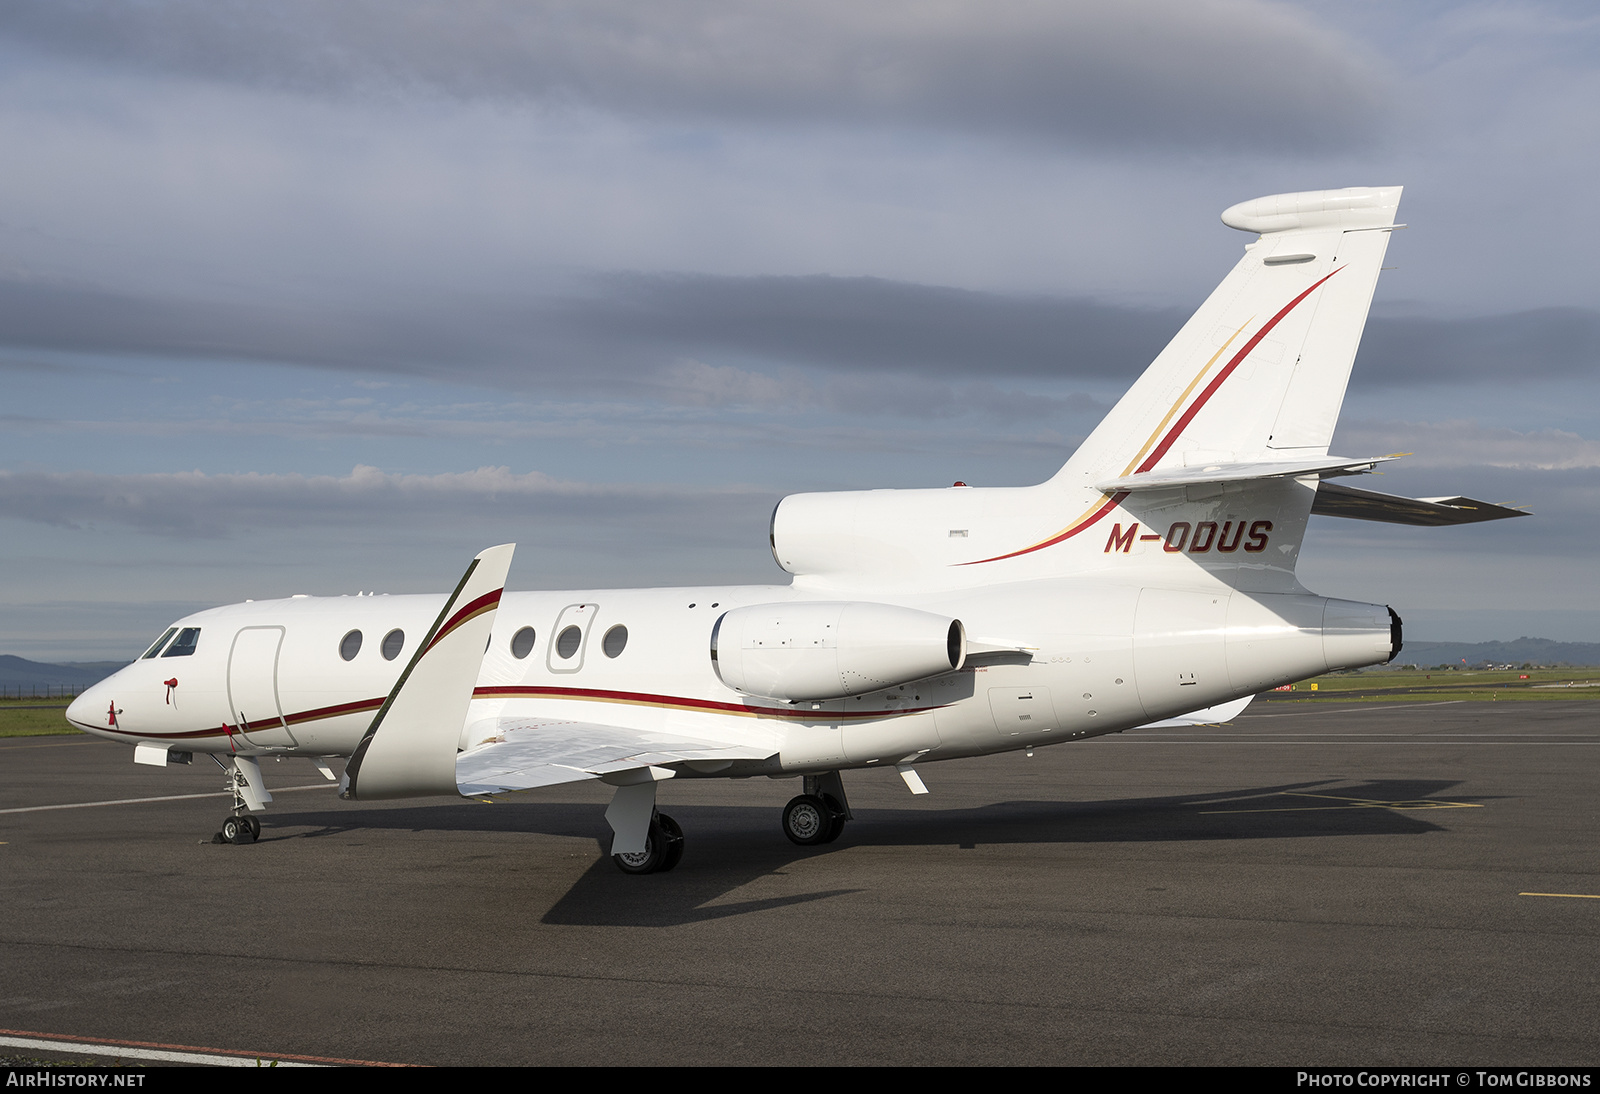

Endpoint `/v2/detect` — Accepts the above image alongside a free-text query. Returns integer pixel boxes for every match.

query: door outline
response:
[228,626,297,747]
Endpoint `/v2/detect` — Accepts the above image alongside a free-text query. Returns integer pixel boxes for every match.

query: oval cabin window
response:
[510,627,536,659]
[340,630,363,661]
[555,625,582,660]
[602,624,628,658]
[381,629,405,661]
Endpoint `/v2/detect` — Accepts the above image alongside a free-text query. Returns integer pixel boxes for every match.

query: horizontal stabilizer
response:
[1097,455,1396,494]
[456,717,775,797]
[1311,481,1530,526]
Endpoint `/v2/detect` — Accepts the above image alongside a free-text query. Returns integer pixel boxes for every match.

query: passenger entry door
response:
[228,626,297,748]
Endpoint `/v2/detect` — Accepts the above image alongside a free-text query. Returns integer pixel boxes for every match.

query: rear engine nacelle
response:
[711,602,966,702]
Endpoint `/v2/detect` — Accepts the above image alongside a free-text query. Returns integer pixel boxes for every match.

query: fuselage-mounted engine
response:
[711,601,966,702]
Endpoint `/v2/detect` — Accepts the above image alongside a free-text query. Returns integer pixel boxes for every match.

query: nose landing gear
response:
[210,755,270,845]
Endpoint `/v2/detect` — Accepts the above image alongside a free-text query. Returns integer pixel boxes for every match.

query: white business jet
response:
[66,187,1524,872]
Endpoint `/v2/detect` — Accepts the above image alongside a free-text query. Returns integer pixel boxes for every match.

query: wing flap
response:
[455,717,776,797]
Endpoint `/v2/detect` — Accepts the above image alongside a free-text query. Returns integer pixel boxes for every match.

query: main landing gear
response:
[611,813,685,875]
[603,770,853,874]
[782,771,851,847]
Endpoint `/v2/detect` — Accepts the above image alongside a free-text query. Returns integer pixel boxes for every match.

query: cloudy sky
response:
[1,0,1597,659]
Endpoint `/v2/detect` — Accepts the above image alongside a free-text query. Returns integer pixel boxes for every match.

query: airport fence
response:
[0,684,88,700]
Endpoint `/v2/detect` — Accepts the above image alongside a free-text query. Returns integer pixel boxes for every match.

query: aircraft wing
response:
[456,718,777,797]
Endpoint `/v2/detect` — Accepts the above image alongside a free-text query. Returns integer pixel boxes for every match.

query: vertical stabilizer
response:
[1055,186,1401,487]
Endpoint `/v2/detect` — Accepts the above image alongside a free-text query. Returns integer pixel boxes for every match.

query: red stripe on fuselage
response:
[472,685,943,720]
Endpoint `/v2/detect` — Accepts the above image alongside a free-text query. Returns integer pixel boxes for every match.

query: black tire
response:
[613,821,667,875]
[656,813,685,872]
[221,816,254,845]
[244,815,262,840]
[782,795,831,846]
[820,794,847,844]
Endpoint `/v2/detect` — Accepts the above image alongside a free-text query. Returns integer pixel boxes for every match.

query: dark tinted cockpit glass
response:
[141,627,178,659]
[161,627,201,657]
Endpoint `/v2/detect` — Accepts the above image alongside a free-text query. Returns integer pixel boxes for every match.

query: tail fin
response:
[1056,186,1401,486]
[771,188,1402,590]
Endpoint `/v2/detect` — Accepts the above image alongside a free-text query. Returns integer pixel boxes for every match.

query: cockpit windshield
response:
[140,628,178,659]
[160,627,201,658]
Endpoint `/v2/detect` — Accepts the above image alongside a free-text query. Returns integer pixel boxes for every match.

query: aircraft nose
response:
[66,678,112,731]
[65,687,93,728]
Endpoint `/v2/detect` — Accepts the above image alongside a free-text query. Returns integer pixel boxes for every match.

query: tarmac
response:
[3,698,1598,1066]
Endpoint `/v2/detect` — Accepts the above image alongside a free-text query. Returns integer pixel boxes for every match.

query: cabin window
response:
[161,628,201,658]
[602,624,628,658]
[555,625,582,659]
[141,628,178,659]
[340,630,363,661]
[510,627,536,659]
[381,629,405,661]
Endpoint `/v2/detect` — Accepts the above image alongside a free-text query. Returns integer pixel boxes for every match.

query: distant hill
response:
[1391,638,1600,668]
[0,656,126,695]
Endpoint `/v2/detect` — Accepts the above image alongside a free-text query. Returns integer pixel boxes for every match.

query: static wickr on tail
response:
[66,187,1527,872]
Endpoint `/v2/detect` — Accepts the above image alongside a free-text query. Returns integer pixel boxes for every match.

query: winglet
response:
[343,544,514,800]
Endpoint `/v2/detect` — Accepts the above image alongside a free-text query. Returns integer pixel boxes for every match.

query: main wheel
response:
[221,816,254,845]
[656,813,685,872]
[782,795,831,846]
[612,821,668,875]
[820,794,847,844]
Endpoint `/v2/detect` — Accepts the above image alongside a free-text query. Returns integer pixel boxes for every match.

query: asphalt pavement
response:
[3,699,1598,1066]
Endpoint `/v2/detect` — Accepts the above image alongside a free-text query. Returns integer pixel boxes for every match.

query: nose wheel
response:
[218,814,259,844]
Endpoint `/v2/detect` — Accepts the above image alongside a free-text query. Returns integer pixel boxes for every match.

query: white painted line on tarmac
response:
[1241,701,1466,717]
[0,784,336,815]
[0,1034,323,1066]
[0,1027,413,1066]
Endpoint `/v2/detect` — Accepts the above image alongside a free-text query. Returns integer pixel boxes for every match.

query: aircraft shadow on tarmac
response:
[264,776,1494,927]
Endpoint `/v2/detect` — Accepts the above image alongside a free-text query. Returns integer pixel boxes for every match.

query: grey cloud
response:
[0,0,1386,152]
[0,272,1185,387]
[1334,419,1600,470]
[5,272,1593,394]
[566,273,1184,382]
[0,465,774,540]
[1356,309,1600,386]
